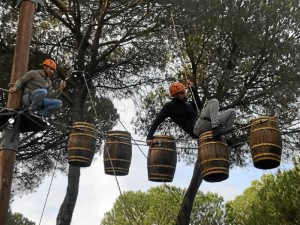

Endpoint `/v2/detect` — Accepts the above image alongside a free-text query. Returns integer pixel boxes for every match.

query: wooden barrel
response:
[198,131,229,182]
[147,135,177,182]
[103,130,132,176]
[67,122,97,167]
[250,116,282,169]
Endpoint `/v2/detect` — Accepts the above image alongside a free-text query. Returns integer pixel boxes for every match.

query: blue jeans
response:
[22,88,62,116]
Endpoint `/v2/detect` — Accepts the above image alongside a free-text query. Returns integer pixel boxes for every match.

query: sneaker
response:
[212,126,235,138]
[212,126,227,137]
[29,106,36,112]
[24,108,39,117]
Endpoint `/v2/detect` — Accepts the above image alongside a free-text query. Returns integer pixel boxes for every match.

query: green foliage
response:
[225,159,300,225]
[84,96,119,136]
[7,211,35,225]
[101,185,224,225]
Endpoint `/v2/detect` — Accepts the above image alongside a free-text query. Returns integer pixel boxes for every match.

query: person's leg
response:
[218,109,236,133]
[22,94,31,108]
[29,89,47,111]
[38,98,62,116]
[212,108,236,137]
[193,119,211,137]
[199,98,221,128]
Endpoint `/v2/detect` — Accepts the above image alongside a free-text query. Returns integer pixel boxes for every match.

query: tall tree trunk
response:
[176,158,203,225]
[56,73,87,224]
[56,165,80,225]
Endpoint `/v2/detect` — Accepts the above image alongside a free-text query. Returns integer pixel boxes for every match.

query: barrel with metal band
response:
[198,131,229,182]
[103,130,132,176]
[147,135,177,182]
[67,122,97,167]
[250,116,282,169]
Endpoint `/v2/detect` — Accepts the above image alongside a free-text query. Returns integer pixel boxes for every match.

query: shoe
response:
[212,126,235,138]
[212,126,226,137]
[29,106,36,112]
[24,108,39,117]
[36,112,45,117]
[39,114,53,126]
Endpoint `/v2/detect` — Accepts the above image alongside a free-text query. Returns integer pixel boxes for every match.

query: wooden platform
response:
[0,107,47,133]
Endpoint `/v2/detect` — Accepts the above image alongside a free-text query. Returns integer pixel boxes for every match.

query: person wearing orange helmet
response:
[146,80,236,146]
[9,59,66,117]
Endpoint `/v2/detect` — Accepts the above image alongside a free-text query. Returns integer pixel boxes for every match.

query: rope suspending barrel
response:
[147,135,177,182]
[67,122,97,167]
[198,131,229,182]
[103,130,132,176]
[250,116,282,169]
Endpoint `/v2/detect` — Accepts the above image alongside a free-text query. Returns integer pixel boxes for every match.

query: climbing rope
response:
[0,87,9,92]
[170,12,200,113]
[38,159,58,225]
[81,72,136,225]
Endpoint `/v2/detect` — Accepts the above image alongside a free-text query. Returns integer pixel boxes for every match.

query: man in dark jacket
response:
[9,59,66,117]
[146,81,236,146]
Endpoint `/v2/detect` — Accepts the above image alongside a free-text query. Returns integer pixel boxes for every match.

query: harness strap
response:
[28,94,32,104]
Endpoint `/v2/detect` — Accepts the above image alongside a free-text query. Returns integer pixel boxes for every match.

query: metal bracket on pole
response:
[0,116,21,152]
[16,0,44,9]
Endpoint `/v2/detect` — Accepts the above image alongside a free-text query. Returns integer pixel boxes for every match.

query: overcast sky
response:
[11,100,292,225]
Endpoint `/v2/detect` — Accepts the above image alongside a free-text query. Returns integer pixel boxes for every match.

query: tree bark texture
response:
[176,158,203,225]
[56,82,87,224]
[56,165,80,225]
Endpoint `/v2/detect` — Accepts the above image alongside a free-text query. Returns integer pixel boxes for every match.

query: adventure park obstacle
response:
[63,115,282,183]
[198,131,230,182]
[0,112,283,183]
[67,122,97,167]
[103,130,132,176]
[147,135,177,182]
[249,116,282,169]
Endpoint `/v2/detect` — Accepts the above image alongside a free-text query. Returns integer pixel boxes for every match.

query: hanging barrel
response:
[198,131,229,182]
[103,130,132,176]
[250,116,282,169]
[67,122,97,167]
[147,135,177,182]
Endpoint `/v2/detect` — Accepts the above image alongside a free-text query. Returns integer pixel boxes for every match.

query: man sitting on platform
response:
[9,59,66,117]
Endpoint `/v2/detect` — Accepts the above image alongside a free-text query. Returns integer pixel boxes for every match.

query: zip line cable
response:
[0,87,9,92]
[38,160,58,225]
[96,96,194,223]
[81,73,136,225]
[81,71,195,224]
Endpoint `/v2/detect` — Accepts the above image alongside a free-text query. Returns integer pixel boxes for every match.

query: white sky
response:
[11,99,292,225]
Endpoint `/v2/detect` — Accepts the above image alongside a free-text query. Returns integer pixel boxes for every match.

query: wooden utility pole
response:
[0,1,39,223]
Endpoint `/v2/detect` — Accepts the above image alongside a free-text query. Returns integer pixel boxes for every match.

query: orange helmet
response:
[169,82,185,96]
[42,59,57,70]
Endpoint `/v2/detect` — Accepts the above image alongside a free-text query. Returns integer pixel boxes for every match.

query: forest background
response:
[0,0,299,224]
